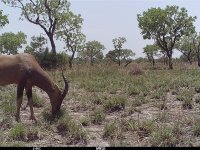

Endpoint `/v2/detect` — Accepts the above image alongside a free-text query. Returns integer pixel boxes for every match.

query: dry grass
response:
[1,62,200,146]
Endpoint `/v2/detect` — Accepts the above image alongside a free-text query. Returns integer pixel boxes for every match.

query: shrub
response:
[128,65,144,76]
[193,121,200,136]
[195,95,200,104]
[80,116,90,126]
[103,122,122,139]
[57,116,87,144]
[42,108,66,123]
[32,93,44,107]
[104,96,127,113]
[150,127,179,147]
[121,118,137,132]
[89,108,106,125]
[26,127,39,141]
[10,124,27,141]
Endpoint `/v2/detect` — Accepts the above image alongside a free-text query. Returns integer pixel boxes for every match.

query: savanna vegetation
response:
[1,0,200,147]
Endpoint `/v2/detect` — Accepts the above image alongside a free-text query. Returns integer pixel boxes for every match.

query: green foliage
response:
[42,108,66,124]
[25,35,69,68]
[104,96,127,112]
[89,108,106,125]
[106,49,135,66]
[143,44,160,66]
[57,115,88,144]
[108,37,135,66]
[32,93,44,108]
[121,119,137,132]
[0,10,9,28]
[103,122,122,139]
[24,35,48,56]
[2,0,83,55]
[193,120,200,136]
[26,127,39,141]
[56,10,85,68]
[176,35,196,64]
[0,31,27,54]
[137,5,196,69]
[80,116,90,126]
[195,95,200,104]
[150,127,179,147]
[10,124,27,141]
[1,90,16,115]
[78,40,105,66]
[176,89,193,109]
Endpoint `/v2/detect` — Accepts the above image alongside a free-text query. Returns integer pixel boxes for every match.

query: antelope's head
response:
[51,71,69,115]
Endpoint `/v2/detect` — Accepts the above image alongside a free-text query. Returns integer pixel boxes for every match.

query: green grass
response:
[32,93,44,107]
[150,127,179,147]
[1,90,16,115]
[10,124,27,141]
[57,115,88,144]
[42,107,67,123]
[2,64,200,146]
[104,96,127,113]
[89,108,106,125]
[103,122,122,139]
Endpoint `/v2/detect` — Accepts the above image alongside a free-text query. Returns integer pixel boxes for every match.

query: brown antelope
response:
[0,53,69,122]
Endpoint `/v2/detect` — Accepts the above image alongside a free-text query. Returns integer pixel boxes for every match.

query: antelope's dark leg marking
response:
[26,87,37,122]
[16,79,26,122]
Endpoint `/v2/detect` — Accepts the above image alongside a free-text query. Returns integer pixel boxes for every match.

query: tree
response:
[78,40,105,66]
[56,12,85,69]
[106,49,135,66]
[143,44,160,67]
[25,35,48,64]
[193,33,200,67]
[137,5,196,69]
[25,35,48,55]
[112,37,127,66]
[2,0,81,56]
[0,31,27,54]
[0,10,9,28]
[175,35,195,64]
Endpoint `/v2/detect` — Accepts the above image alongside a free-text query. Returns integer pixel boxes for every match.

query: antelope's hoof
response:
[29,116,37,123]
[15,117,21,122]
[21,106,27,111]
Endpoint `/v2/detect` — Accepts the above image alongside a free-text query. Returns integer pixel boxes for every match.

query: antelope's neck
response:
[33,70,58,99]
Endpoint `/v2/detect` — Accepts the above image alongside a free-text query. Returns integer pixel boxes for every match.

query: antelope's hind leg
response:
[16,82,25,122]
[26,86,37,123]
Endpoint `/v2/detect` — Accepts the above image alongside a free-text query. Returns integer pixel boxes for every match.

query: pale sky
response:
[0,0,200,58]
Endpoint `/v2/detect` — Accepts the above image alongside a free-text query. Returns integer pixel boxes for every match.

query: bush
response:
[103,122,122,139]
[10,124,27,141]
[35,51,69,69]
[128,65,144,76]
[150,127,179,147]
[104,96,127,112]
[57,116,88,144]
[90,108,106,125]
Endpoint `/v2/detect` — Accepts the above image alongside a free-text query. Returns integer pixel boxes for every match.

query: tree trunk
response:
[188,56,192,65]
[167,50,173,69]
[47,33,56,55]
[152,58,155,67]
[168,56,173,69]
[197,55,200,67]
[47,34,57,67]
[69,51,75,69]
[118,49,121,66]
[90,55,93,66]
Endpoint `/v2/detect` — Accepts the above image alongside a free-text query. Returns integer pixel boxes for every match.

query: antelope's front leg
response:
[26,87,37,123]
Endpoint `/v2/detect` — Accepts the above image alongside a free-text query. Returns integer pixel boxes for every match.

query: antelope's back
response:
[0,54,22,85]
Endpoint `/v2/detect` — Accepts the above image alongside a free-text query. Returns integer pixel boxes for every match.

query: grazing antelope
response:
[0,53,69,122]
